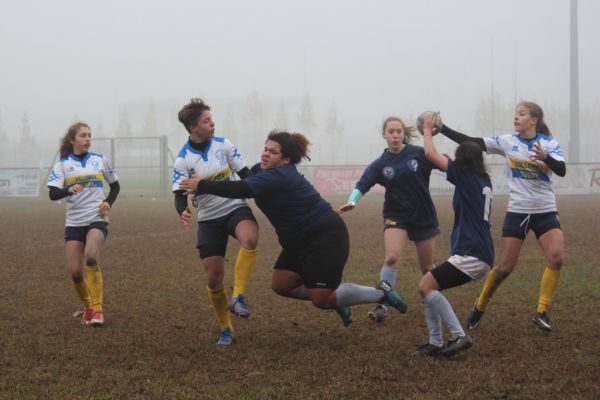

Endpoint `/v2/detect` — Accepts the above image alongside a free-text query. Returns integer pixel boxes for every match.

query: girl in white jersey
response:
[173,98,258,346]
[438,101,566,332]
[47,122,120,327]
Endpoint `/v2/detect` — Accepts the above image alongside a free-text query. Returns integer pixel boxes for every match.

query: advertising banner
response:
[0,169,40,197]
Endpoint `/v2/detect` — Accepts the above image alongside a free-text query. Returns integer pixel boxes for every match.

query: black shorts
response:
[197,206,257,259]
[383,218,439,242]
[430,261,471,291]
[64,221,109,242]
[274,211,349,289]
[502,211,561,240]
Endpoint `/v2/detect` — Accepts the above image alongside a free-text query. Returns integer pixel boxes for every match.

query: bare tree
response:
[0,110,7,145]
[324,102,344,164]
[223,104,238,144]
[142,102,158,136]
[297,93,316,134]
[274,98,289,131]
[116,107,133,137]
[19,112,35,148]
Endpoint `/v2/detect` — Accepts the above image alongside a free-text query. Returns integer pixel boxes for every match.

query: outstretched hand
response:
[179,176,201,196]
[337,203,355,214]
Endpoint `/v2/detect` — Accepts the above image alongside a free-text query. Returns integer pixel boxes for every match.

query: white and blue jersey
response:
[484,133,564,214]
[355,145,438,229]
[172,137,248,221]
[446,160,494,268]
[245,164,332,237]
[47,152,118,226]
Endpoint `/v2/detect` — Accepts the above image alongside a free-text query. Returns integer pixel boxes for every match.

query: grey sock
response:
[335,283,384,307]
[422,300,443,347]
[380,265,398,288]
[425,290,465,337]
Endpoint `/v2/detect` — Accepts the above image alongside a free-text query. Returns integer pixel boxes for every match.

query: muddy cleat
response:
[467,304,484,330]
[335,306,352,327]
[442,335,473,357]
[228,294,251,318]
[376,280,407,314]
[217,327,234,346]
[91,311,104,327]
[533,312,552,332]
[411,343,444,358]
[367,303,388,322]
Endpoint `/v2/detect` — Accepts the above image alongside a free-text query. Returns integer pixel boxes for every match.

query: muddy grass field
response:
[1,195,599,399]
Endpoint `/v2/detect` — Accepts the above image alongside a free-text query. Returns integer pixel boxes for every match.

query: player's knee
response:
[239,237,258,250]
[271,282,289,297]
[495,268,511,280]
[548,252,564,269]
[384,255,398,266]
[71,274,84,284]
[310,297,333,310]
[85,257,97,267]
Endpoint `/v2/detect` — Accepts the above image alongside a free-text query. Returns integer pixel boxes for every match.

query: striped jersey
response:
[47,152,118,226]
[172,137,248,221]
[483,133,564,213]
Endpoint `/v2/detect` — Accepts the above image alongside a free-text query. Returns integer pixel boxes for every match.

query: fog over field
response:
[1,0,599,167]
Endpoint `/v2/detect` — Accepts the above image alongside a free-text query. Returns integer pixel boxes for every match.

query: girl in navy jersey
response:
[438,101,566,332]
[172,98,259,346]
[178,131,409,327]
[47,122,120,327]
[411,112,493,357]
[338,117,439,322]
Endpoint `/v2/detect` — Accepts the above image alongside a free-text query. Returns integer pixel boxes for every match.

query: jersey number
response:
[482,186,492,222]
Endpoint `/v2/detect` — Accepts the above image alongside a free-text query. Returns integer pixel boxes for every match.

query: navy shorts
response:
[383,218,439,242]
[64,221,109,242]
[502,211,561,240]
[197,206,257,259]
[274,211,349,289]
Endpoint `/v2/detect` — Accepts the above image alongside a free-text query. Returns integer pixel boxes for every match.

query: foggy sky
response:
[1,0,599,165]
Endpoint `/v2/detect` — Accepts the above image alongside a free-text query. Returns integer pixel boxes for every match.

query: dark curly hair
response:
[267,130,311,165]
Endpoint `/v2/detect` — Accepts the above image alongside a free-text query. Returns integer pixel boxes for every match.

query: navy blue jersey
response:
[446,159,494,266]
[356,145,438,228]
[245,164,332,237]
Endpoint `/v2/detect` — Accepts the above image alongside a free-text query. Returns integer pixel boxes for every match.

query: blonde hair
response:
[382,116,416,144]
[518,101,552,136]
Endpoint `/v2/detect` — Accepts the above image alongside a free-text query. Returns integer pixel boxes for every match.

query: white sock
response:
[425,290,465,337]
[422,300,443,347]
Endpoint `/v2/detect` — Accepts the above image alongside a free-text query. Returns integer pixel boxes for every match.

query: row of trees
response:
[2,93,600,166]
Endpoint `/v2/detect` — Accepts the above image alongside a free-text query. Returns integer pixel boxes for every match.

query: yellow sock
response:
[537,267,561,313]
[207,286,233,331]
[85,264,104,312]
[73,280,93,309]
[232,247,257,298]
[476,267,505,311]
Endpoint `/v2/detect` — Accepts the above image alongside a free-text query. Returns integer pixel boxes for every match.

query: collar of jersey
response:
[186,139,212,161]
[516,132,548,149]
[68,152,91,167]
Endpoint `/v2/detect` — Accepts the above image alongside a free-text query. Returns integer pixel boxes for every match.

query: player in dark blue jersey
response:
[339,117,439,322]
[178,130,409,327]
[411,112,494,357]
